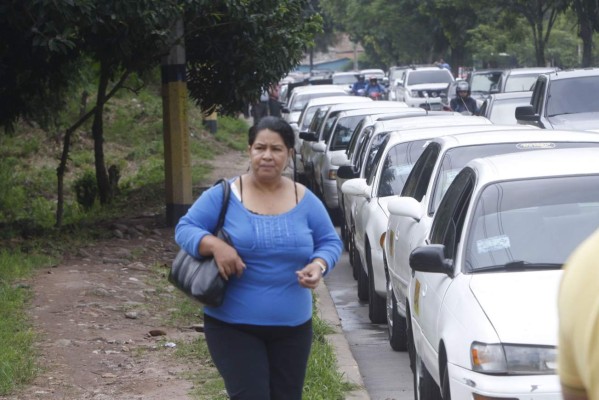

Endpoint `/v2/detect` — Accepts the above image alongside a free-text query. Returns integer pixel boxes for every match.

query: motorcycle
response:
[368,91,383,101]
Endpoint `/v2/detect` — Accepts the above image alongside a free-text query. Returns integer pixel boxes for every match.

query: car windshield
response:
[546,76,599,116]
[407,70,453,85]
[470,72,501,93]
[333,75,357,85]
[504,75,538,92]
[377,140,429,197]
[489,98,532,125]
[291,92,342,112]
[431,142,599,213]
[465,175,599,272]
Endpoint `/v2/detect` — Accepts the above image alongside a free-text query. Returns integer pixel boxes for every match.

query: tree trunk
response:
[579,14,593,67]
[92,63,111,205]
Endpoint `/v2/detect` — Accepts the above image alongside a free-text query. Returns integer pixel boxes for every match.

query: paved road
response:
[325,251,414,400]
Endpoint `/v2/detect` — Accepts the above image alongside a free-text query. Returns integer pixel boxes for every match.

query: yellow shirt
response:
[558,227,599,399]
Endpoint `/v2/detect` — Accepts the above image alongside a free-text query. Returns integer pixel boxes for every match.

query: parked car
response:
[385,129,599,360]
[311,108,417,212]
[292,96,372,179]
[515,68,599,131]
[395,67,454,110]
[282,84,347,124]
[300,101,407,194]
[409,147,599,399]
[387,66,410,101]
[490,67,558,93]
[478,91,533,125]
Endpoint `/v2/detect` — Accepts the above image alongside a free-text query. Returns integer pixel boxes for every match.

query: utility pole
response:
[162,18,192,227]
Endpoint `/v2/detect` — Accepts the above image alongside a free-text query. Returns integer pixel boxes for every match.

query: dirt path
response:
[1,148,248,400]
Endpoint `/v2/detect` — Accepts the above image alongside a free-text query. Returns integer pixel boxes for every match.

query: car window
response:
[330,116,364,150]
[429,168,474,259]
[350,126,374,167]
[300,105,326,132]
[401,142,440,201]
[430,142,599,214]
[376,139,429,197]
[546,76,599,116]
[504,75,538,92]
[465,175,599,272]
[470,72,502,93]
[347,119,367,157]
[309,108,327,134]
[333,75,357,85]
[322,112,341,142]
[407,70,453,85]
[365,135,391,186]
[362,132,390,180]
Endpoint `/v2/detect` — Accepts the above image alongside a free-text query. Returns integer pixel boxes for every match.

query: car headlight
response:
[471,342,557,375]
[410,90,420,97]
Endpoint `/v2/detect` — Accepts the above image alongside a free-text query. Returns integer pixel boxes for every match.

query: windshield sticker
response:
[516,143,556,150]
[477,235,511,253]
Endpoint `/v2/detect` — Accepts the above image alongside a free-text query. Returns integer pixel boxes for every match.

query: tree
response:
[568,0,599,66]
[184,0,322,113]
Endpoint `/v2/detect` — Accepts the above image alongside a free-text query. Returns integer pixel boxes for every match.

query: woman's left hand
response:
[296,263,323,289]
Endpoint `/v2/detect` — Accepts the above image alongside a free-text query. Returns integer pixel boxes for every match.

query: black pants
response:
[204,315,313,400]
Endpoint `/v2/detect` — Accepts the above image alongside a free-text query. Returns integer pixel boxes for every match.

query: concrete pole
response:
[162,18,192,227]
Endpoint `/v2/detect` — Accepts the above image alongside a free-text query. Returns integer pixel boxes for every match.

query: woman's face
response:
[248,129,292,180]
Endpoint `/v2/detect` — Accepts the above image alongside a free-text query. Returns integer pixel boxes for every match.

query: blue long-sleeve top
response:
[175,179,343,326]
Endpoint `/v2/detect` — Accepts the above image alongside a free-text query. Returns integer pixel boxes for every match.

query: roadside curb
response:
[315,282,370,400]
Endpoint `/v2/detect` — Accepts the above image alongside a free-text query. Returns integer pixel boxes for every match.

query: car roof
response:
[435,129,599,149]
[304,96,367,108]
[373,115,491,133]
[332,71,358,77]
[504,67,558,76]
[489,91,533,100]
[408,67,448,72]
[468,147,599,184]
[327,100,407,113]
[543,67,599,80]
[338,107,419,118]
[382,124,530,148]
[291,84,347,94]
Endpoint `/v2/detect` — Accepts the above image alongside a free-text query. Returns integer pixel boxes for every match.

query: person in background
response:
[364,76,386,99]
[267,83,282,118]
[436,57,451,71]
[351,73,367,95]
[449,80,478,115]
[175,116,342,400]
[558,227,599,400]
[251,89,270,125]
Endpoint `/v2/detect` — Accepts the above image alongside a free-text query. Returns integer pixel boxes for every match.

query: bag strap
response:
[213,178,230,233]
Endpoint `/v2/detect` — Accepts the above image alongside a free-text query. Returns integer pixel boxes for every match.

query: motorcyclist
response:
[450,80,478,115]
[364,76,386,99]
[351,74,367,96]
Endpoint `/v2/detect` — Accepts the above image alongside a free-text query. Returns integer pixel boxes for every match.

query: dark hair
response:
[250,116,295,150]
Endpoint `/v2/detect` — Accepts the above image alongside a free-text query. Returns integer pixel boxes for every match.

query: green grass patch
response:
[0,250,55,395]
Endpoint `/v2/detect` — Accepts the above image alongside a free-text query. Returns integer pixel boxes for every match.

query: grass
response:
[0,74,355,399]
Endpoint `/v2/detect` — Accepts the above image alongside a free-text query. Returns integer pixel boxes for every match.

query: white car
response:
[339,115,489,280]
[312,107,416,210]
[408,147,599,399]
[395,67,454,110]
[300,101,406,194]
[386,129,599,357]
[292,96,372,177]
[282,84,347,125]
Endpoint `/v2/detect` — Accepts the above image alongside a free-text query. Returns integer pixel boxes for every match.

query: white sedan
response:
[408,147,599,399]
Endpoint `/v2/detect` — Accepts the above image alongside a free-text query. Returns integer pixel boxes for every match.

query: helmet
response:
[456,81,469,92]
[369,75,378,81]
[356,73,365,80]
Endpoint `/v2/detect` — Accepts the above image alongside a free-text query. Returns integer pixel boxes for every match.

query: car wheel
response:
[356,252,369,301]
[413,352,442,400]
[386,277,407,351]
[367,243,386,323]
[441,359,451,400]
[407,305,415,372]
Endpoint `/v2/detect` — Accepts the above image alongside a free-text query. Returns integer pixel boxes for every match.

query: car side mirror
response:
[337,165,358,180]
[299,131,318,142]
[515,105,539,122]
[409,244,453,275]
[281,107,290,114]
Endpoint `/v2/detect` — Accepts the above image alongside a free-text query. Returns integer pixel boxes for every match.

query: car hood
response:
[547,112,599,132]
[407,83,449,91]
[469,270,562,345]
